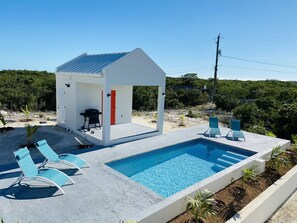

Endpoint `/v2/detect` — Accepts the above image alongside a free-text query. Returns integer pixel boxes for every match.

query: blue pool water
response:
[107,139,255,198]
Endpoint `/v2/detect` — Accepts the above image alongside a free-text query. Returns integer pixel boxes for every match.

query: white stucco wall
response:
[56,74,104,130]
[56,75,69,128]
[56,73,133,131]
[76,83,103,129]
[104,48,166,87]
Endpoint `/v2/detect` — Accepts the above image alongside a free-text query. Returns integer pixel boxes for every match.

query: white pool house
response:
[55,48,166,146]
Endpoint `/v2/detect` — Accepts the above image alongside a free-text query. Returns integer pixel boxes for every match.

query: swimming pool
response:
[107,139,255,198]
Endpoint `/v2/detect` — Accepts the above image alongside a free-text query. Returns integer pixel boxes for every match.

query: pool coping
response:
[106,138,257,198]
[116,129,289,223]
[0,124,290,223]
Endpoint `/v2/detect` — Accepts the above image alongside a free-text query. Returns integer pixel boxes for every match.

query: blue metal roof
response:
[56,52,128,74]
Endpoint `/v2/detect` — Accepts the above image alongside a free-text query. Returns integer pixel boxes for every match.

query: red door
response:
[101,90,116,125]
[110,90,116,125]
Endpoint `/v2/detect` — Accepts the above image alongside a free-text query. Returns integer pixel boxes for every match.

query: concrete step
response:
[221,154,242,163]
[225,151,248,160]
[212,164,226,172]
[217,158,235,167]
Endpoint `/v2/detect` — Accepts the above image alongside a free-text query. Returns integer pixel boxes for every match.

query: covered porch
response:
[56,48,166,146]
[77,122,158,145]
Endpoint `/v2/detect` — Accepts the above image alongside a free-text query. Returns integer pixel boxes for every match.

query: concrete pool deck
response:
[0,124,290,222]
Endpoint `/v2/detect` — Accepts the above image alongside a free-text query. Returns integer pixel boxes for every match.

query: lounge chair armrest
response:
[58,153,77,158]
[38,167,62,174]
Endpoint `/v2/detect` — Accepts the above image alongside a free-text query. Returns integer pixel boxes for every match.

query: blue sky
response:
[1,0,297,81]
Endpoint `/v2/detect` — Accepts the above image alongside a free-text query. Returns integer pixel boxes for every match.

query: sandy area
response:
[0,105,214,131]
[0,110,57,128]
[132,110,208,132]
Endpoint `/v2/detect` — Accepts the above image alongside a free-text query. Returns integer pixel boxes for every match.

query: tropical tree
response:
[187,189,217,223]
[266,146,290,172]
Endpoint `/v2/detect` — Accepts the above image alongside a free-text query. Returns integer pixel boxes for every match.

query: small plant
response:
[21,105,31,121]
[291,134,297,145]
[187,109,200,118]
[241,166,258,189]
[151,112,157,123]
[25,124,39,146]
[266,146,290,172]
[187,109,194,118]
[187,189,217,223]
[179,114,186,126]
[1,218,3,223]
[39,113,44,118]
[265,131,276,137]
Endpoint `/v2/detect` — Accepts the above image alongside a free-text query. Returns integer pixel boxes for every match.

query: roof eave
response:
[55,71,104,78]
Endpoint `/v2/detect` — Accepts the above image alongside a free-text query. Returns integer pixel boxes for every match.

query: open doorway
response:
[132,86,159,131]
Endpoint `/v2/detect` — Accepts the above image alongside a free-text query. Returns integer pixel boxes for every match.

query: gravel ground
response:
[267,189,297,223]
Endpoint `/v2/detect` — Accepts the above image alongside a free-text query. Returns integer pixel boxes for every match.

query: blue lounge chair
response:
[204,116,221,137]
[13,147,74,194]
[227,119,245,141]
[35,140,90,174]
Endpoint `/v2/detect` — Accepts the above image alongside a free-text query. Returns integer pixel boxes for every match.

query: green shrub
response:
[0,70,56,111]
[213,95,239,111]
[233,103,259,128]
[246,125,268,135]
[273,103,297,140]
[187,109,200,118]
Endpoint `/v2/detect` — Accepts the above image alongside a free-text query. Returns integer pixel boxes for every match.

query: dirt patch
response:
[169,149,297,223]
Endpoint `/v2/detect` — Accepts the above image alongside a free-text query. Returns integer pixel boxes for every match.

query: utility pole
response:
[213,34,221,98]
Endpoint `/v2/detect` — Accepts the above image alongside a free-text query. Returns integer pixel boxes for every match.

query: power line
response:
[223,65,297,75]
[158,55,214,65]
[166,66,213,75]
[149,38,214,54]
[222,55,297,69]
[167,66,213,73]
[224,37,297,43]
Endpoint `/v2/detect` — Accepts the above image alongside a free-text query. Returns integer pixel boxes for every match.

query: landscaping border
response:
[226,163,297,223]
